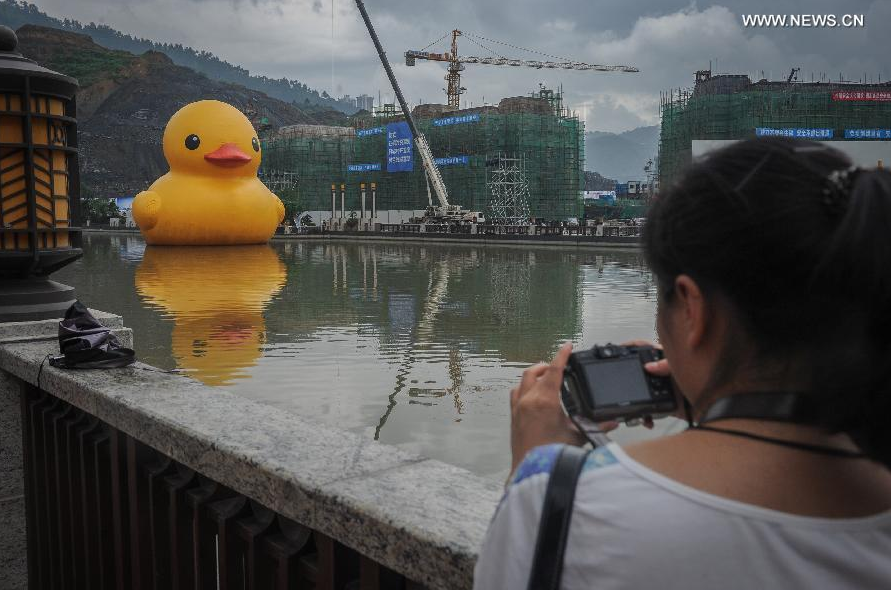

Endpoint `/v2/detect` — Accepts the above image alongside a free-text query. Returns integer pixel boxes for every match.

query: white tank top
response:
[474,443,891,589]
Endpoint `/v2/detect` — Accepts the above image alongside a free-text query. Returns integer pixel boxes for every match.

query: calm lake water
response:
[55,233,682,480]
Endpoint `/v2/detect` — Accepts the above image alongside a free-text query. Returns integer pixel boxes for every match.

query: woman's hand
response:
[644,355,671,378]
[620,339,672,427]
[509,343,589,473]
[635,340,685,422]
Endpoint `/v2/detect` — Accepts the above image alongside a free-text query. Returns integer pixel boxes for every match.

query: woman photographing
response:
[474,137,891,589]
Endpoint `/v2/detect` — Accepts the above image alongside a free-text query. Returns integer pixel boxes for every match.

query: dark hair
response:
[644,137,891,467]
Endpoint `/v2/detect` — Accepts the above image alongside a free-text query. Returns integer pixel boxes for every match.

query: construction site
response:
[660,70,891,187]
[262,86,585,223]
[260,21,641,229]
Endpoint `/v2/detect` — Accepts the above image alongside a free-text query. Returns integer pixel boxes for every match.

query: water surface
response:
[56,234,679,480]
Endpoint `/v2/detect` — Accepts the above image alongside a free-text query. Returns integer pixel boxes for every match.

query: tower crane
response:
[406,30,639,109]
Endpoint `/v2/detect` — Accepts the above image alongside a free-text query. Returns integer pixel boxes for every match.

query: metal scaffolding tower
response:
[486,153,531,224]
[259,170,299,193]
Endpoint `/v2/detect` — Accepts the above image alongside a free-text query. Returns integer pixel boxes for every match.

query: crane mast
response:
[445,30,464,110]
[353,0,468,220]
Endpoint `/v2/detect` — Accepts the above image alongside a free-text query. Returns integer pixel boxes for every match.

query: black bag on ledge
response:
[49,301,136,369]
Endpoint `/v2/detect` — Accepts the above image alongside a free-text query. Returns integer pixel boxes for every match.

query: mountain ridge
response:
[0,0,356,113]
[14,24,347,199]
[585,125,659,182]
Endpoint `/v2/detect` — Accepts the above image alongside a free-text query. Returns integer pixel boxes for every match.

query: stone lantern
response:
[0,25,82,321]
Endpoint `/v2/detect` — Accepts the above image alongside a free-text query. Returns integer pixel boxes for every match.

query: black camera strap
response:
[692,392,866,459]
[699,391,819,424]
[526,445,591,590]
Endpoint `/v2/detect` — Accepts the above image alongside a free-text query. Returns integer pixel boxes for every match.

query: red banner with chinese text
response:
[832,91,891,101]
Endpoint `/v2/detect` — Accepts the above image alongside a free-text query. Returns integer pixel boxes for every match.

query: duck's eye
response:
[251,137,260,152]
[185,134,200,150]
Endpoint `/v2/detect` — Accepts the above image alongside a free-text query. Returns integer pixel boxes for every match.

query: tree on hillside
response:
[277,188,301,224]
[584,171,617,191]
[81,197,121,224]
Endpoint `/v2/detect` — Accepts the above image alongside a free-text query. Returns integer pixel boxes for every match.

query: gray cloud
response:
[31,0,890,132]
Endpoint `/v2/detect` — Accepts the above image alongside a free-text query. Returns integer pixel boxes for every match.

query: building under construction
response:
[261,87,584,222]
[660,71,891,187]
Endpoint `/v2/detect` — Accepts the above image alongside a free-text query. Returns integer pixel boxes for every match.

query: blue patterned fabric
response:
[510,444,618,487]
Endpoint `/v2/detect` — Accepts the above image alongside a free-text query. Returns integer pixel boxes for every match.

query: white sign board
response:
[583,190,617,200]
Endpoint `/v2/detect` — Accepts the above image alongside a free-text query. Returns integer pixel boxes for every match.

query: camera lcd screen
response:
[582,357,651,406]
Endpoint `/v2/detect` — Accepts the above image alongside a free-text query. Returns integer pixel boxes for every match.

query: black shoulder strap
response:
[526,445,590,590]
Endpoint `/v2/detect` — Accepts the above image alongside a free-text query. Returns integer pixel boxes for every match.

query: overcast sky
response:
[34,0,891,132]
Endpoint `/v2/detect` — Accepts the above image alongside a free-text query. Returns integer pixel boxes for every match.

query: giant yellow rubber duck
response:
[135,245,287,385]
[133,100,285,245]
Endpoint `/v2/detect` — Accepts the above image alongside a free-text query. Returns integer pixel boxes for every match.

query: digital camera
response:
[561,344,676,424]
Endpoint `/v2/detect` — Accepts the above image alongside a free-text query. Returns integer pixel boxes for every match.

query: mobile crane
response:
[353,0,483,224]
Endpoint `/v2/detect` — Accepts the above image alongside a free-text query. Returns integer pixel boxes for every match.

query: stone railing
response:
[0,312,501,590]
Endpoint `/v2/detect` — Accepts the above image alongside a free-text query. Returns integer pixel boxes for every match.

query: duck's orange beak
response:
[204,143,252,167]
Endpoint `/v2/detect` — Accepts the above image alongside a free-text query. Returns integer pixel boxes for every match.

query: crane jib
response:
[405,31,639,107]
[405,50,638,73]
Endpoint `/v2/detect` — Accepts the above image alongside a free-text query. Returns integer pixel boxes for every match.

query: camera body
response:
[561,344,676,424]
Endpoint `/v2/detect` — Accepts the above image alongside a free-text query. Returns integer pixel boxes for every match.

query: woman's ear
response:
[673,275,709,349]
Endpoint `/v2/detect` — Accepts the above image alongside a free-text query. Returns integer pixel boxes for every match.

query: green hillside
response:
[13,24,349,200]
[0,0,356,113]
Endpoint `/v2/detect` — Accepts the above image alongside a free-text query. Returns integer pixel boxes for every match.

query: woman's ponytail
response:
[819,168,891,467]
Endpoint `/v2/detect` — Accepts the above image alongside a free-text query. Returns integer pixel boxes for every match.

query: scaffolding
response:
[261,87,584,221]
[660,73,891,187]
[486,153,532,224]
[258,170,299,193]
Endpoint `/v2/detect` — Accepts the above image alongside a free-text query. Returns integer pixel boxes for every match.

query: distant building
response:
[115,196,134,213]
[114,196,136,226]
[355,94,374,112]
[660,71,891,186]
[583,190,616,203]
[625,180,653,198]
[372,103,398,118]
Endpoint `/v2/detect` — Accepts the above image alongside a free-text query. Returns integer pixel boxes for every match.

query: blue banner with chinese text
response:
[386,122,413,172]
[844,129,891,139]
[357,127,384,137]
[755,128,833,139]
[433,114,481,127]
[434,155,469,166]
[347,163,381,172]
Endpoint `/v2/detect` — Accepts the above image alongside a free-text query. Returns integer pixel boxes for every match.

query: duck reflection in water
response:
[135,245,286,385]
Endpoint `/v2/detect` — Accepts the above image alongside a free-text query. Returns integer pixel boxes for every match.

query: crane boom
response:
[352,0,452,210]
